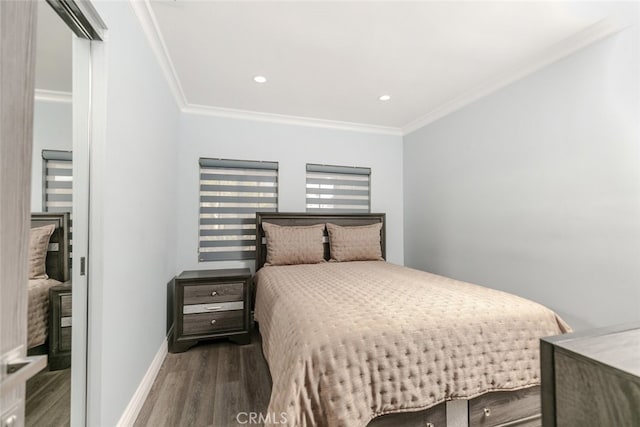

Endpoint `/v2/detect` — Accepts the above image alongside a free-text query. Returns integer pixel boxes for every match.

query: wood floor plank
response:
[25,368,71,427]
[133,354,180,426]
[183,344,219,427]
[135,330,272,427]
[212,341,244,426]
[26,368,63,404]
[143,370,190,427]
[240,339,271,415]
[134,341,197,426]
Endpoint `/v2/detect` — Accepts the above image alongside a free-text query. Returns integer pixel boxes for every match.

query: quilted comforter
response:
[254,261,570,427]
[27,278,61,348]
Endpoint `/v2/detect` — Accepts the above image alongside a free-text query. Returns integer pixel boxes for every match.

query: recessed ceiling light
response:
[379,94,391,101]
[254,75,267,83]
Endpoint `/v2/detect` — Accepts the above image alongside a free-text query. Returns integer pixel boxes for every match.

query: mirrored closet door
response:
[26,3,75,425]
[24,1,105,425]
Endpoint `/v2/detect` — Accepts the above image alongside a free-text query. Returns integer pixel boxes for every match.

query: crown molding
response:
[131,0,401,136]
[34,89,72,104]
[132,3,622,138]
[130,0,187,109]
[402,18,624,135]
[182,103,403,136]
[131,1,401,136]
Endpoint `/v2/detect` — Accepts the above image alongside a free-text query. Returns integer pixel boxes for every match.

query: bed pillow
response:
[326,222,383,262]
[29,224,56,279]
[262,222,326,266]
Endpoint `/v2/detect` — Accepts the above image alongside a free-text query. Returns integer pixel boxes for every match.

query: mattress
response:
[254,261,570,427]
[27,277,61,348]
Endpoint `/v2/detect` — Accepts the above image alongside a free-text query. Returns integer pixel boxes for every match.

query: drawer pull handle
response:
[211,291,217,296]
[210,320,217,325]
[205,306,222,311]
[483,407,491,417]
[426,423,434,427]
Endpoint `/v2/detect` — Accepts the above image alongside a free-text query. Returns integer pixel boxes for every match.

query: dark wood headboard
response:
[31,212,70,282]
[255,212,386,271]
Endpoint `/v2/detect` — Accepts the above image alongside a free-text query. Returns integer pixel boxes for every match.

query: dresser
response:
[48,282,72,370]
[170,269,252,353]
[540,323,640,427]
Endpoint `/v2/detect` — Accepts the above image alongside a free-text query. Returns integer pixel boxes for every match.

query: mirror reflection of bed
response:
[25,2,74,425]
[26,214,72,424]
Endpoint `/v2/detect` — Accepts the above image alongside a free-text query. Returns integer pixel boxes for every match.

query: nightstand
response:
[48,282,72,370]
[170,268,252,353]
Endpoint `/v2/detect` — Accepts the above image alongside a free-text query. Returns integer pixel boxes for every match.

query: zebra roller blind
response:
[43,150,73,213]
[42,149,73,272]
[306,163,371,213]
[199,158,278,261]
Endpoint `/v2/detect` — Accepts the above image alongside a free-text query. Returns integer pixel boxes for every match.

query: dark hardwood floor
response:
[26,367,71,427]
[134,330,272,427]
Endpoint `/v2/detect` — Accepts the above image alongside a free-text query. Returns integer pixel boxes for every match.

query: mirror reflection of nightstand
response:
[48,282,72,370]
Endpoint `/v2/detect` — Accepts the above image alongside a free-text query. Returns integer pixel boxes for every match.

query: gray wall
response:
[31,99,72,211]
[89,3,180,426]
[403,8,639,331]
[176,113,405,272]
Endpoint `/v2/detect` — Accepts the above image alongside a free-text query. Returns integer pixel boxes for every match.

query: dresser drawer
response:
[469,386,540,427]
[183,281,244,304]
[183,300,243,314]
[60,294,72,316]
[182,310,243,335]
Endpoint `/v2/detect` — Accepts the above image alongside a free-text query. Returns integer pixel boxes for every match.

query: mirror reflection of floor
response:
[26,366,71,427]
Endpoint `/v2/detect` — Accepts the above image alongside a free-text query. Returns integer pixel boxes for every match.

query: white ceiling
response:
[148,1,617,132]
[33,1,622,133]
[35,0,72,94]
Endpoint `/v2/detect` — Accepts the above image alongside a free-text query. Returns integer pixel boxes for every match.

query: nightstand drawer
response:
[183,310,243,335]
[60,326,72,352]
[183,300,243,314]
[60,294,72,316]
[49,282,72,370]
[183,282,244,304]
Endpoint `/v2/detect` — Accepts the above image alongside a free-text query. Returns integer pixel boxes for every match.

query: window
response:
[42,149,73,270]
[199,158,278,261]
[42,150,73,213]
[306,164,371,213]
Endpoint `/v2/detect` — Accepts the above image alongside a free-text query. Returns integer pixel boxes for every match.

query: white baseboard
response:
[116,337,168,427]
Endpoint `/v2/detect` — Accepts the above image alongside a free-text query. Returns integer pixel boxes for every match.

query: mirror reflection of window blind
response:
[199,158,278,262]
[306,164,371,213]
[42,149,73,271]
[43,150,73,212]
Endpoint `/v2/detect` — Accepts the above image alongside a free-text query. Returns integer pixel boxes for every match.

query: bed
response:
[253,213,570,427]
[27,212,70,353]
